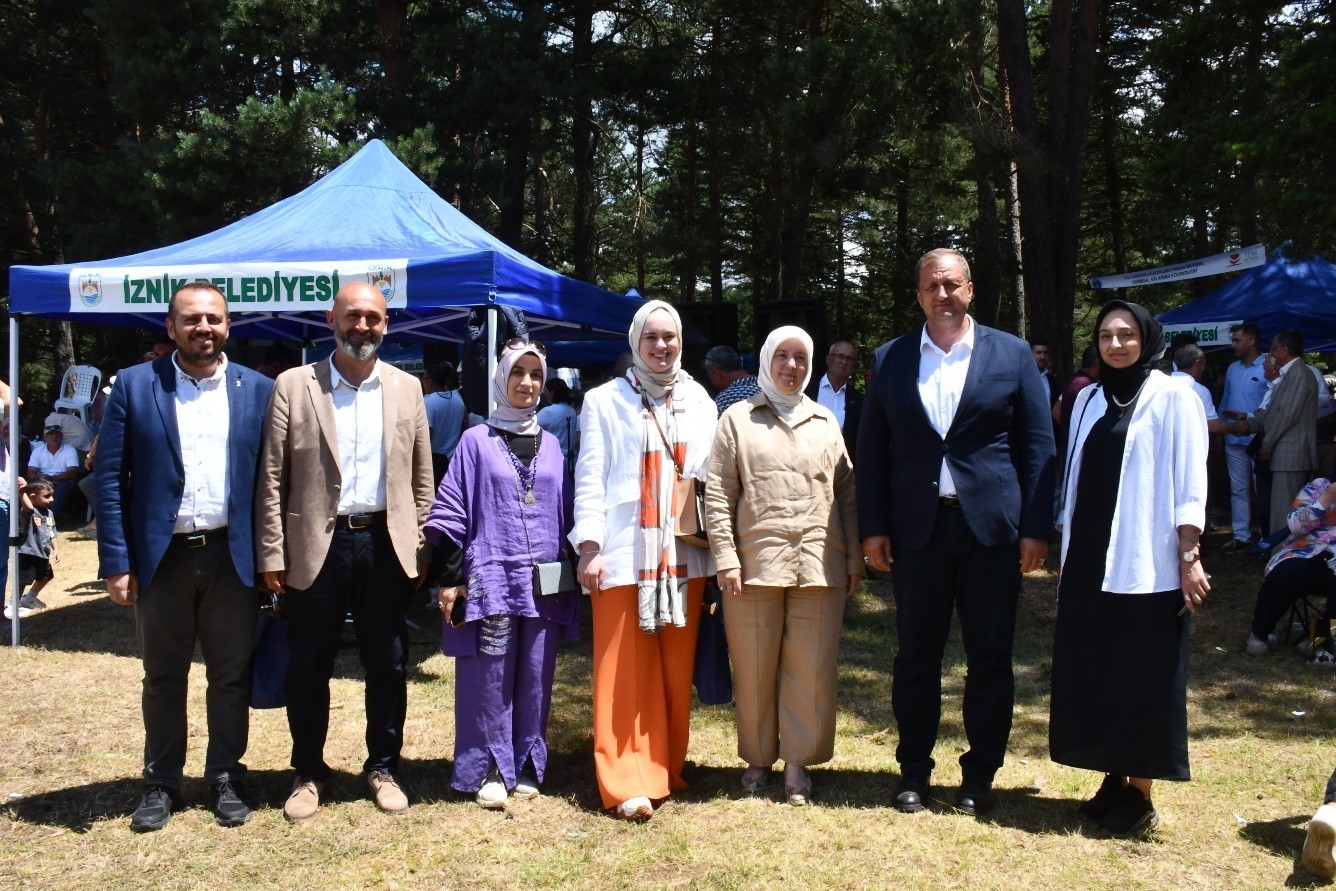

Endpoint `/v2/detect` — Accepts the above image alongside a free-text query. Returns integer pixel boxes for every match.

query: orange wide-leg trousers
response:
[590,578,703,810]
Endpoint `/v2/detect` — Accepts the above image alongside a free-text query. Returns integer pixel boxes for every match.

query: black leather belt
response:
[336,512,386,530]
[174,528,225,548]
[938,495,961,508]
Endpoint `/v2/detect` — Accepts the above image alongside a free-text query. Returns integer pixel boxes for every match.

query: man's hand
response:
[260,570,287,594]
[412,548,432,590]
[863,536,893,572]
[107,572,139,606]
[847,574,863,595]
[1019,537,1048,574]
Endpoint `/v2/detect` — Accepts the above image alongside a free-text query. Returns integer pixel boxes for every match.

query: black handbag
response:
[692,581,733,705]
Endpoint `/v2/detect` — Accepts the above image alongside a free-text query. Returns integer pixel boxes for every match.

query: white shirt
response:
[1170,370,1218,421]
[815,374,847,427]
[173,353,231,533]
[330,359,387,514]
[918,319,976,497]
[1060,373,1208,593]
[28,442,79,478]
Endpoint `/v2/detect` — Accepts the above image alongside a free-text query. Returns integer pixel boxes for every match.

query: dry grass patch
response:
[3,532,1335,889]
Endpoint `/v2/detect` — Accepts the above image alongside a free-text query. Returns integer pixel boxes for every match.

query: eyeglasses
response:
[504,337,547,356]
[828,352,856,362]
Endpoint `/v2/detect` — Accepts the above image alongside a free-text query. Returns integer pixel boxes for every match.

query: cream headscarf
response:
[757,325,815,412]
[486,342,547,435]
[627,300,684,400]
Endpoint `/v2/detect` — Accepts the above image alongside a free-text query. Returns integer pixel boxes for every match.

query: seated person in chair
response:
[1245,477,1336,659]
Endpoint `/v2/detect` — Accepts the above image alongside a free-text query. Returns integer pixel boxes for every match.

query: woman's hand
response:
[718,568,743,597]
[439,585,466,619]
[1179,560,1210,613]
[578,549,605,593]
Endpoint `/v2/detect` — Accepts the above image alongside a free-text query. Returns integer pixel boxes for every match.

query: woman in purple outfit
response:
[424,340,578,808]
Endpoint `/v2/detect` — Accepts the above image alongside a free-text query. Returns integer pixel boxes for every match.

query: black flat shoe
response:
[894,778,928,814]
[955,784,994,816]
[1077,774,1123,821]
[1099,785,1158,836]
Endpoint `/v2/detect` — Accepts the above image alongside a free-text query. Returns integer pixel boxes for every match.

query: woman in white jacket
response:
[572,300,717,820]
[1050,300,1210,837]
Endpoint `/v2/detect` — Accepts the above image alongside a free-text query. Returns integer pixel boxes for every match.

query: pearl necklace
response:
[1109,375,1150,418]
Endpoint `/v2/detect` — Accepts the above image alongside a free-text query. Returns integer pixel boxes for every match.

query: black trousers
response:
[285,523,413,780]
[134,531,255,787]
[889,505,1021,785]
[1251,554,1336,639]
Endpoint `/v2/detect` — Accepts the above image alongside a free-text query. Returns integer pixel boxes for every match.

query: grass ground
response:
[2,530,1335,890]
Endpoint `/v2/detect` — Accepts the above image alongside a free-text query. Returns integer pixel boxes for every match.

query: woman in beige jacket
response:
[705,325,861,806]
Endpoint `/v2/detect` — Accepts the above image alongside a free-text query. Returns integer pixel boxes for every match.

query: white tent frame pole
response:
[486,305,498,415]
[9,317,20,647]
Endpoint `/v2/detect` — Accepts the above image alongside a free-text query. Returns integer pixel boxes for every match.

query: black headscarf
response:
[1094,299,1165,404]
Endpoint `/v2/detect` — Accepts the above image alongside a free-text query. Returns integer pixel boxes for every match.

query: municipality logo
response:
[78,273,102,307]
[368,265,394,299]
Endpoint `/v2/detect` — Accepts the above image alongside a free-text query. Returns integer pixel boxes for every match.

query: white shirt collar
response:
[1279,356,1300,375]
[330,357,383,390]
[818,374,848,395]
[173,352,228,387]
[919,316,976,357]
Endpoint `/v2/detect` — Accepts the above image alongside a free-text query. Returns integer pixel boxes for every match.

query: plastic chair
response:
[52,365,102,421]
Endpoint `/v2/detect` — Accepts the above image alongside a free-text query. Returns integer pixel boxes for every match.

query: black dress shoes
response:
[954,783,995,816]
[894,777,928,813]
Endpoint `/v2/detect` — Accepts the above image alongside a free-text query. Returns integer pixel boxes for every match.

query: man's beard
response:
[336,328,381,361]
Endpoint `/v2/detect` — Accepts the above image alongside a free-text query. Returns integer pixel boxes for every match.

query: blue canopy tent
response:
[4,138,643,645]
[7,138,641,344]
[1156,254,1336,352]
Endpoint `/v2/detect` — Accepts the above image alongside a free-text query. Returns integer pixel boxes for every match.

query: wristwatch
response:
[1181,549,1199,564]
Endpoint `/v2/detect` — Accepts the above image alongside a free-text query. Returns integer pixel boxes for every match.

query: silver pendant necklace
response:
[1109,375,1149,418]
[499,432,538,505]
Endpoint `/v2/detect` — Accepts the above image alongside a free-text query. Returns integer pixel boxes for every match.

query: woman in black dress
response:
[1050,301,1211,836]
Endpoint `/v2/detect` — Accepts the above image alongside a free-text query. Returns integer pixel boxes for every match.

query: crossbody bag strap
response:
[641,392,685,479]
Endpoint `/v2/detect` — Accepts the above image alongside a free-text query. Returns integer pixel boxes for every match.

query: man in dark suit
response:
[96,280,274,832]
[858,248,1055,817]
[805,340,863,461]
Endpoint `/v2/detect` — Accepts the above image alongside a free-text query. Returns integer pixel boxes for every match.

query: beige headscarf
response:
[757,325,815,412]
[627,300,684,400]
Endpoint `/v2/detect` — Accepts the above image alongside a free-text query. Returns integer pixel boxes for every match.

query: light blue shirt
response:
[425,389,467,459]
[1220,354,1268,445]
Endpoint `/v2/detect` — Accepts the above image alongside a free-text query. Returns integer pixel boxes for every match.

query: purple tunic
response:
[424,426,578,656]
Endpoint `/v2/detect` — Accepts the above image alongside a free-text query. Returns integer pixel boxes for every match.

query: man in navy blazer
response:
[858,248,1055,817]
[96,281,274,832]
[804,340,863,462]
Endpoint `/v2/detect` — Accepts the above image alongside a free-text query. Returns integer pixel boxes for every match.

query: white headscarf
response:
[757,325,815,412]
[486,342,546,435]
[627,300,684,400]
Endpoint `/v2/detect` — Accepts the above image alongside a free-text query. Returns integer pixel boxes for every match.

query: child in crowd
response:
[4,479,59,620]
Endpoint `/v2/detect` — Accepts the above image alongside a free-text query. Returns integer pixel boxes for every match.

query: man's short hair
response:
[914,248,972,285]
[167,280,228,318]
[703,345,743,373]
[427,361,458,390]
[24,478,54,496]
[1080,344,1099,369]
[1230,322,1262,343]
[1029,338,1050,349]
[1274,329,1305,357]
[1174,344,1205,371]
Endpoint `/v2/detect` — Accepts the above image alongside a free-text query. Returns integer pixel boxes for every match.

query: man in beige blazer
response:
[256,282,434,823]
[1237,329,1319,534]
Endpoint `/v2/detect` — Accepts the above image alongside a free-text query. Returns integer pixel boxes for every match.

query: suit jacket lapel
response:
[894,332,935,434]
[152,357,185,475]
[310,357,341,466]
[949,324,991,435]
[381,365,396,466]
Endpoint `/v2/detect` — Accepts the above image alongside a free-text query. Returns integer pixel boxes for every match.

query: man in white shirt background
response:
[805,340,863,461]
[1218,322,1270,550]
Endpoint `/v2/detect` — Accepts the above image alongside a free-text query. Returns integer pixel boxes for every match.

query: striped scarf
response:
[631,369,688,633]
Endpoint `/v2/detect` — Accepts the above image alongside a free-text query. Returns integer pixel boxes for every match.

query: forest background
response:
[1,0,1333,399]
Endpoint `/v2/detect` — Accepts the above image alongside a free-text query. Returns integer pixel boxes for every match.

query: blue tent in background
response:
[7,139,640,346]
[1157,254,1336,352]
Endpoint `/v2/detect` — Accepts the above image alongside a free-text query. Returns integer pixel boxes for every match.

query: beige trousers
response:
[723,584,846,768]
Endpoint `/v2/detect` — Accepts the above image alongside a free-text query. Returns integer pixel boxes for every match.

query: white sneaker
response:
[476,774,507,809]
[1245,634,1269,656]
[512,772,540,800]
[615,796,653,821]
[2,604,33,620]
[1304,803,1336,879]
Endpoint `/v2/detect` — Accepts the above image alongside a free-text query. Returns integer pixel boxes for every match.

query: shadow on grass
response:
[1238,814,1328,887]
